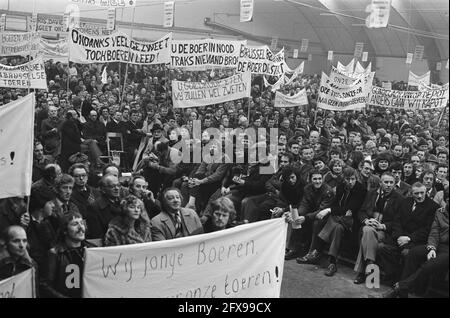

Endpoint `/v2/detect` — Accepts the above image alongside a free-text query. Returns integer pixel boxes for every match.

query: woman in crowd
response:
[104,195,152,246]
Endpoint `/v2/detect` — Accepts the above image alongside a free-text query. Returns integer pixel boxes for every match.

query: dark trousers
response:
[399,244,449,295]
[377,243,412,281]
[308,217,329,253]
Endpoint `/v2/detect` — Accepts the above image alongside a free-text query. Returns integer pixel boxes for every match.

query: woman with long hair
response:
[104,195,152,246]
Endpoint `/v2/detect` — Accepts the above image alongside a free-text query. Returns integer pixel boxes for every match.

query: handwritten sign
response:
[0,56,47,90]
[368,86,449,109]
[0,268,35,298]
[83,219,287,298]
[274,90,308,107]
[0,93,35,199]
[69,29,171,64]
[172,72,251,108]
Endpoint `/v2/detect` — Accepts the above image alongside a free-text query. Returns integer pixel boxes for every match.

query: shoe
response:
[285,250,300,260]
[353,273,366,284]
[325,263,337,277]
[382,287,400,298]
[296,250,320,264]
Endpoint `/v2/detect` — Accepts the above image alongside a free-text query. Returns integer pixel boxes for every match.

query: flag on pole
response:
[101,66,108,84]
[0,93,35,199]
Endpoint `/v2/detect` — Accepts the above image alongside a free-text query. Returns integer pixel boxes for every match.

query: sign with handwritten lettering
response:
[172,72,251,108]
[0,93,35,199]
[0,268,35,298]
[83,219,287,298]
[69,29,171,64]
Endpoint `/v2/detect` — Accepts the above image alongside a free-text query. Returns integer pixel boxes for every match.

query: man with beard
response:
[151,188,203,241]
[40,212,94,298]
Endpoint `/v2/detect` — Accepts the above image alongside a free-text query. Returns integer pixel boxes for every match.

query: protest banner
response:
[0,93,35,199]
[317,72,367,111]
[274,90,308,108]
[0,32,37,57]
[172,72,251,108]
[237,45,287,77]
[382,81,392,90]
[0,56,47,90]
[263,75,285,91]
[354,61,366,75]
[337,58,355,74]
[408,70,430,87]
[69,29,171,65]
[83,218,287,298]
[368,86,449,110]
[1,33,69,63]
[284,61,304,85]
[170,39,245,70]
[70,0,136,7]
[0,268,35,298]
[34,15,111,37]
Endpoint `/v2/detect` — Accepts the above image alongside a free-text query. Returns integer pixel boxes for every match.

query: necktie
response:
[411,202,417,212]
[175,212,182,233]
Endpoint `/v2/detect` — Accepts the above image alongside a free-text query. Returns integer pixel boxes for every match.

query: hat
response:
[377,151,392,163]
[68,152,89,164]
[426,154,439,164]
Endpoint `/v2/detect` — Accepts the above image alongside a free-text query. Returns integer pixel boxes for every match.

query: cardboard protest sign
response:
[368,86,449,110]
[69,29,171,64]
[0,268,35,298]
[0,56,47,90]
[83,219,287,298]
[33,15,111,37]
[317,72,367,111]
[284,61,304,85]
[172,72,251,108]
[0,93,35,199]
[170,39,246,70]
[237,45,287,77]
[274,90,308,107]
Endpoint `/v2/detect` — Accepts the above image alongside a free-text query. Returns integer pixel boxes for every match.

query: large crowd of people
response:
[0,55,448,298]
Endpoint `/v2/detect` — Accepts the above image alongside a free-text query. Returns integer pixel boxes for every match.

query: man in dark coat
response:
[60,110,82,172]
[68,163,100,218]
[85,174,122,240]
[353,172,405,284]
[377,182,440,283]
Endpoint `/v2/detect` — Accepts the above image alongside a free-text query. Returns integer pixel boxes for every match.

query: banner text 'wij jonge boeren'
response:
[83,218,287,298]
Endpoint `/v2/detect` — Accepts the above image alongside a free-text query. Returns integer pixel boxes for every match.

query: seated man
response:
[383,188,449,298]
[353,172,405,284]
[127,175,161,220]
[286,170,335,263]
[39,174,79,251]
[0,226,37,282]
[296,168,366,277]
[85,174,122,240]
[40,212,95,298]
[390,162,411,197]
[377,182,440,284]
[151,188,203,241]
[203,197,237,233]
[68,163,100,218]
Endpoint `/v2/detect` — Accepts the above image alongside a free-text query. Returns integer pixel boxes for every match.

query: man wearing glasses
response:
[85,174,122,240]
[68,163,100,218]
